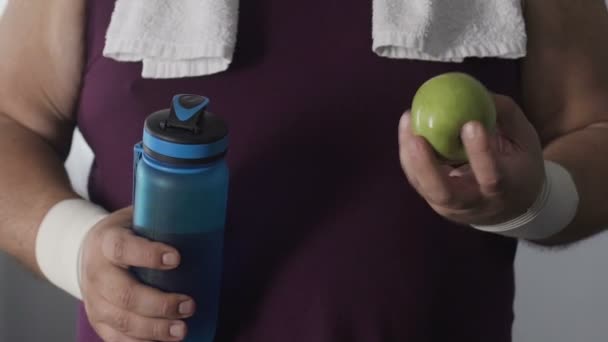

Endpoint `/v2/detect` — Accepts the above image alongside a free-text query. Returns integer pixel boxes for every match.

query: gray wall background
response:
[1,1,607,341]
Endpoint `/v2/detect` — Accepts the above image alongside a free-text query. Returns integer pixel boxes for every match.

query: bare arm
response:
[523,0,608,245]
[0,0,85,274]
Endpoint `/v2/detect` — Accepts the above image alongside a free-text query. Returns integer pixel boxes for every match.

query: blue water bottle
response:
[132,94,229,341]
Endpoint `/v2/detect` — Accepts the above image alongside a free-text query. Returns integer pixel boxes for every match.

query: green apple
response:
[411,72,496,163]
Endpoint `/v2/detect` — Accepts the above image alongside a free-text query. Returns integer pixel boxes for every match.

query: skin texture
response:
[0,0,606,340]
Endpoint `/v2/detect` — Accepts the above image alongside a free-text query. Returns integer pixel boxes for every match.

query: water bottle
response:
[132,94,229,341]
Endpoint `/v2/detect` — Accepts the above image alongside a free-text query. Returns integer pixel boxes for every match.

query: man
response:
[0,0,607,341]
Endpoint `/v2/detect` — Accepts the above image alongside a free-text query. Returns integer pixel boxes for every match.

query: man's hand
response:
[80,207,195,342]
[399,94,545,226]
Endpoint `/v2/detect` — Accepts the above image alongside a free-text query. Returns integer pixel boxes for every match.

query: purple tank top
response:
[76,0,520,341]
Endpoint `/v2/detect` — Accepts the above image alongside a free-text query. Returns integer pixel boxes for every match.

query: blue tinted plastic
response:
[172,94,209,121]
[132,150,229,342]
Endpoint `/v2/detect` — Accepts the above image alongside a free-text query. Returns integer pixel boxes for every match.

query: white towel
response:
[103,0,239,79]
[104,0,526,79]
[372,0,526,61]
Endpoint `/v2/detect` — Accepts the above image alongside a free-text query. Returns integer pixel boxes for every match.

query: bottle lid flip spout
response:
[160,95,211,134]
[142,94,229,163]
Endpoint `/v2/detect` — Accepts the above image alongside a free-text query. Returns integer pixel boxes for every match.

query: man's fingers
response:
[449,164,472,177]
[493,94,521,133]
[96,267,195,319]
[493,94,540,146]
[82,206,194,342]
[462,121,505,197]
[399,113,422,188]
[102,206,134,227]
[400,113,461,207]
[95,323,150,342]
[399,113,439,191]
[409,136,458,207]
[101,227,180,269]
[95,300,187,341]
[400,112,482,209]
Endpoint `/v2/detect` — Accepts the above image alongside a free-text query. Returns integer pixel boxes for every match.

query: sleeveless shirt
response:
[76,0,520,340]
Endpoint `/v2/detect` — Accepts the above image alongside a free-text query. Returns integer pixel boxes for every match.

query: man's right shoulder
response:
[0,0,86,149]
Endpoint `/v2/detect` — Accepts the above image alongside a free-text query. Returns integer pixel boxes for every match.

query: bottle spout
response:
[160,94,210,134]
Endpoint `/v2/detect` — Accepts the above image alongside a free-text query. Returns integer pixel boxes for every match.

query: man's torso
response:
[76,0,520,340]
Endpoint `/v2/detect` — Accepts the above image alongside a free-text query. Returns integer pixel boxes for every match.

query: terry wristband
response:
[35,198,109,300]
[472,160,579,240]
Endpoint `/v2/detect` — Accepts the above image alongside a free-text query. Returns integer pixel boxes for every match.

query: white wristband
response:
[472,160,579,240]
[35,198,109,300]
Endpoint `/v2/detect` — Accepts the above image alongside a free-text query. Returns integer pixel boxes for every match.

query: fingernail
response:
[449,164,472,177]
[162,253,179,266]
[463,122,479,139]
[170,322,185,338]
[179,300,195,315]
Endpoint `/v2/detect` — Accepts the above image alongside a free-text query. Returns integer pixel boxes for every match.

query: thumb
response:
[104,206,133,228]
[492,93,541,148]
